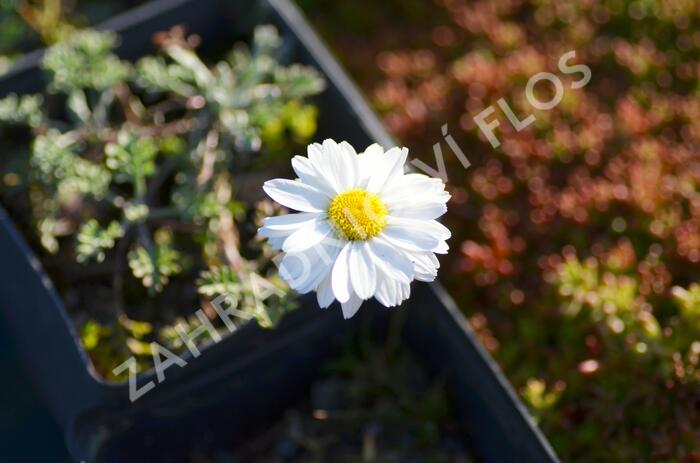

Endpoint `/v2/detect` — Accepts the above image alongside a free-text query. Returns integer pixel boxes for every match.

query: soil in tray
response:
[190,340,474,463]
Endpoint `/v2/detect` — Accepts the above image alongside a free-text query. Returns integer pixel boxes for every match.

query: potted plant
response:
[0,0,559,461]
[1,19,328,378]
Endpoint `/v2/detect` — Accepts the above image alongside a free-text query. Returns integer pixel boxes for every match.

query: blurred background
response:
[296,0,700,461]
[3,0,700,461]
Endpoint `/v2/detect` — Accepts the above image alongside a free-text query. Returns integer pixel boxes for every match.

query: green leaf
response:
[0,93,44,127]
[66,90,91,124]
[105,131,158,191]
[197,266,295,328]
[42,30,130,92]
[119,314,153,339]
[145,25,325,152]
[197,266,243,297]
[274,64,326,99]
[128,242,182,292]
[76,219,124,263]
[135,55,197,96]
[31,129,111,201]
[163,44,213,89]
[80,320,109,351]
[251,25,282,55]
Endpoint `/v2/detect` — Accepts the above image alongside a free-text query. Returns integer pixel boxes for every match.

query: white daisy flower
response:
[258,139,451,319]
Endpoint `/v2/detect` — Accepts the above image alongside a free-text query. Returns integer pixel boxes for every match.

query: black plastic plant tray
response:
[0,311,72,462]
[0,0,560,462]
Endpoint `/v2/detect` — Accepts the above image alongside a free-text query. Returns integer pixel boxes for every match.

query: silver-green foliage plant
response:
[0,26,325,379]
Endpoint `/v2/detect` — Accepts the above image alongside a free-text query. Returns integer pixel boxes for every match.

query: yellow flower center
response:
[327,189,388,240]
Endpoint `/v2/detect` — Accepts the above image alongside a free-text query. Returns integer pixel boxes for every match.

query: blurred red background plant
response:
[298,0,700,460]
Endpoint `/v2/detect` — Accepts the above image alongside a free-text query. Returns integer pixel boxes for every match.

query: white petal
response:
[339,141,358,157]
[316,272,334,308]
[374,277,394,307]
[282,219,333,253]
[263,179,329,212]
[260,212,319,233]
[307,142,324,161]
[366,147,408,193]
[259,212,321,251]
[398,217,450,239]
[433,240,449,254]
[322,139,358,192]
[296,265,332,294]
[381,174,449,206]
[380,174,450,220]
[399,282,411,301]
[291,155,335,196]
[349,242,376,299]
[436,223,452,240]
[280,243,339,294]
[411,251,440,282]
[380,179,450,220]
[332,243,353,303]
[382,218,447,252]
[390,202,447,220]
[428,252,440,268]
[341,293,363,319]
[308,143,341,194]
[369,237,413,284]
[358,143,384,178]
[267,236,286,250]
[374,281,394,307]
[374,275,410,307]
[279,253,308,286]
[363,143,384,158]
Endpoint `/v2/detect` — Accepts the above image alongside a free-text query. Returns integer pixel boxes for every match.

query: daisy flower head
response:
[258,139,451,319]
